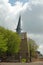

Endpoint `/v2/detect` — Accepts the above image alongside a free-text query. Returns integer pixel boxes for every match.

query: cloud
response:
[0,0,30,30]
[0,0,43,54]
[0,0,21,30]
[22,4,43,34]
[38,44,43,54]
[0,0,43,32]
[30,0,43,5]
[28,34,43,45]
[28,33,43,54]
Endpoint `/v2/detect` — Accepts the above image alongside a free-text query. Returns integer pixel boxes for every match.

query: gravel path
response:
[0,61,43,65]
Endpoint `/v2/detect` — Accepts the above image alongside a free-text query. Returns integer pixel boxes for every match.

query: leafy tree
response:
[0,33,8,57]
[7,32,21,55]
[0,26,21,56]
[28,38,38,62]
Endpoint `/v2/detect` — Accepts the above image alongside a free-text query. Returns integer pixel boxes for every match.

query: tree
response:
[28,38,38,62]
[0,26,21,57]
[7,32,21,55]
[0,33,8,57]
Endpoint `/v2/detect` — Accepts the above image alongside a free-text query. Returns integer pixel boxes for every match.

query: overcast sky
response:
[0,0,43,54]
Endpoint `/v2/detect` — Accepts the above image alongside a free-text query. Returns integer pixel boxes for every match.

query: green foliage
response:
[21,58,26,63]
[0,27,8,57]
[0,26,21,57]
[7,32,21,54]
[28,39,38,57]
[0,34,7,53]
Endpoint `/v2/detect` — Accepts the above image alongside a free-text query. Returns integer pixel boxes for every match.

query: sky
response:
[0,0,43,54]
[9,0,28,5]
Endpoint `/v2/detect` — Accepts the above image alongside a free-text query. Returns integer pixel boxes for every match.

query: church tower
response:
[16,15,29,62]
